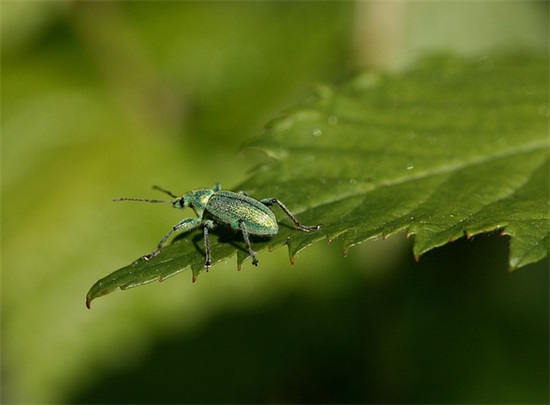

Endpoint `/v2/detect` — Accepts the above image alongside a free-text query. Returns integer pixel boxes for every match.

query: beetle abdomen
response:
[207,191,278,236]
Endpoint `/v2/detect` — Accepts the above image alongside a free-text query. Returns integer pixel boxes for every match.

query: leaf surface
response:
[87,54,549,307]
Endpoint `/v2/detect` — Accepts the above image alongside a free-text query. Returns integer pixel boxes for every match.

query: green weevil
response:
[115,183,322,268]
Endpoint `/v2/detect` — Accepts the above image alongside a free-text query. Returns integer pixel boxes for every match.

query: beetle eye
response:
[173,198,185,208]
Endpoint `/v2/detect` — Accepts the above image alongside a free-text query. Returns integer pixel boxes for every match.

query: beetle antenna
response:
[113,197,173,204]
[113,186,180,204]
[152,185,178,198]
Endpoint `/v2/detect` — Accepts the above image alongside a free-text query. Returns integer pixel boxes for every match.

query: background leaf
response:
[87,54,549,306]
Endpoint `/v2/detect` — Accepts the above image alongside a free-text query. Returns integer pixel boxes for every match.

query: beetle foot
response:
[300,223,323,232]
[142,250,160,261]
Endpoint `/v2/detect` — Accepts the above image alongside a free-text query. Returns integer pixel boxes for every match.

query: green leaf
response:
[86,54,549,307]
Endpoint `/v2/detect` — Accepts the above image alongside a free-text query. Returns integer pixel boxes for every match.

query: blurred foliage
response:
[2,1,548,404]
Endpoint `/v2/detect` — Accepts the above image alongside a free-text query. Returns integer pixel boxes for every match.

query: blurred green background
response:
[2,1,548,403]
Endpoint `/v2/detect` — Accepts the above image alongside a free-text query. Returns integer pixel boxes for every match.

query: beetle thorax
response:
[187,189,215,217]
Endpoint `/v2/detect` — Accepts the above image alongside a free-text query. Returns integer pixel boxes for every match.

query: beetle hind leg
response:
[260,198,322,232]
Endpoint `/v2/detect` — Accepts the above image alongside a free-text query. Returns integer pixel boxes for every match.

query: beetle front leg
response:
[260,198,322,232]
[238,219,258,266]
[143,217,202,260]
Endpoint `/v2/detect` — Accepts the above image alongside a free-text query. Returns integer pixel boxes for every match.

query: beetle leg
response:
[238,219,258,266]
[260,198,322,232]
[143,217,202,260]
[203,220,216,269]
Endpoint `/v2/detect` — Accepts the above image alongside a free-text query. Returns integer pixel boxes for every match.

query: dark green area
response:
[74,236,549,404]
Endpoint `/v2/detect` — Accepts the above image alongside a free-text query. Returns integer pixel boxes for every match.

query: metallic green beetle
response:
[115,183,322,268]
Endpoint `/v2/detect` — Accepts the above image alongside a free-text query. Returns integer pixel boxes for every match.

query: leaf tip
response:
[86,282,111,309]
[507,257,520,273]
